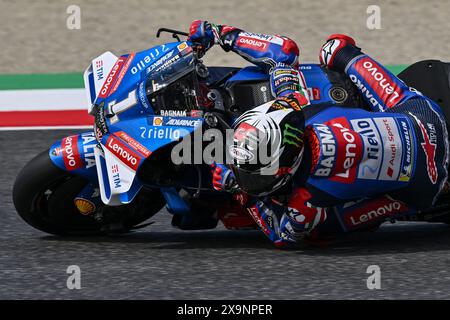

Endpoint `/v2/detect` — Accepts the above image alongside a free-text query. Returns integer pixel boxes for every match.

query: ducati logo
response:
[411,114,438,184]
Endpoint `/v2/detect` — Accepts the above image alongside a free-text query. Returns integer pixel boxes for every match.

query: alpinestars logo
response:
[321,39,339,65]
[412,114,438,184]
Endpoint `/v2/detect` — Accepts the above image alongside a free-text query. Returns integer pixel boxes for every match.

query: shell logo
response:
[177,42,188,52]
[74,198,96,215]
[153,117,163,126]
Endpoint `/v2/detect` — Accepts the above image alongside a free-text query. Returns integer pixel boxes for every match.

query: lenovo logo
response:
[344,197,408,229]
[61,135,83,170]
[98,57,126,98]
[237,36,269,52]
[105,136,141,171]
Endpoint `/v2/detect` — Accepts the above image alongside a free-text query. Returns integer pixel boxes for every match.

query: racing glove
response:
[210,162,239,192]
[319,34,361,70]
[247,199,302,248]
[247,188,328,248]
[188,20,218,51]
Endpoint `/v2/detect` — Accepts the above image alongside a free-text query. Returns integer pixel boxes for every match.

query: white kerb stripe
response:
[0,88,87,111]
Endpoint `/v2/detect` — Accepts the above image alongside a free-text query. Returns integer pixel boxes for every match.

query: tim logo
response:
[96,60,104,80]
[111,164,121,189]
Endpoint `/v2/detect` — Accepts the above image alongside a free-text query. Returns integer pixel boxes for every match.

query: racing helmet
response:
[228,99,305,196]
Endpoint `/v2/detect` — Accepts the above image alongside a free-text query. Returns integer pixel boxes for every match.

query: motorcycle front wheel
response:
[12,150,165,235]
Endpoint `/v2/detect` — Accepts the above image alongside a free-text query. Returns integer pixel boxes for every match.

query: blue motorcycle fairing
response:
[94,41,193,122]
[49,41,204,207]
[95,114,203,205]
[226,63,343,106]
[227,66,269,82]
[86,41,206,205]
[49,131,98,183]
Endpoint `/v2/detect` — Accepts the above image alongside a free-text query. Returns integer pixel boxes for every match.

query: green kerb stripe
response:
[0,65,409,90]
[0,72,84,90]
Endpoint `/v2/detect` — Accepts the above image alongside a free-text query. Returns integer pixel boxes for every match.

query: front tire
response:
[13,150,165,235]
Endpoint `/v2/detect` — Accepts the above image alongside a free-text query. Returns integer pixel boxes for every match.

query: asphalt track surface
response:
[2,130,450,299]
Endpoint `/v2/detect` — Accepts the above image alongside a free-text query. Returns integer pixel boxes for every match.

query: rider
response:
[188,20,450,247]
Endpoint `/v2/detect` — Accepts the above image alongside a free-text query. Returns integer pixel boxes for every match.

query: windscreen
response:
[146,50,195,95]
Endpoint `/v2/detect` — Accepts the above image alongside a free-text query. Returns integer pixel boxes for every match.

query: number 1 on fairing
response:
[108,90,138,124]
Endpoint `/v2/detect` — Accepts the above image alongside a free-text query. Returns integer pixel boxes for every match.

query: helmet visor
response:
[232,166,284,196]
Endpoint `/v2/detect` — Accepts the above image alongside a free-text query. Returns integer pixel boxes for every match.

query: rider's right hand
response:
[188,20,217,51]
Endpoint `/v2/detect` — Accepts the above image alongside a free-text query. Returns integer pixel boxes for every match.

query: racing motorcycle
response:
[12,28,450,237]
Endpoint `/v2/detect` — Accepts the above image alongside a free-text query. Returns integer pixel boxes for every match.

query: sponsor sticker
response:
[247,206,270,236]
[348,73,383,111]
[160,110,187,117]
[374,117,403,181]
[163,118,202,127]
[98,56,126,98]
[274,69,299,77]
[325,117,361,183]
[343,196,408,230]
[109,53,135,96]
[138,81,151,110]
[111,164,121,189]
[139,126,181,140]
[307,87,321,101]
[410,114,438,184]
[105,136,141,171]
[237,36,269,52]
[95,60,104,81]
[94,102,108,140]
[115,131,151,157]
[277,97,302,111]
[131,44,169,75]
[351,118,383,180]
[190,110,203,118]
[177,42,188,52]
[234,122,258,142]
[153,116,163,126]
[80,132,97,169]
[74,198,96,215]
[240,32,283,44]
[274,75,299,88]
[229,145,255,162]
[311,124,336,177]
[61,135,83,171]
[282,123,303,148]
[146,50,175,74]
[396,118,414,182]
[353,57,404,109]
[329,122,363,178]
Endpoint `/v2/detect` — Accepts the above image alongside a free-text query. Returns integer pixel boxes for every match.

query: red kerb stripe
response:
[0,110,92,127]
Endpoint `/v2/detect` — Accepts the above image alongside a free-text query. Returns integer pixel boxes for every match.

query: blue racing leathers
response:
[191,23,449,247]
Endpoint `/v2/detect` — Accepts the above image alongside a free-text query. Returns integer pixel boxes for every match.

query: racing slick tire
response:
[12,149,165,236]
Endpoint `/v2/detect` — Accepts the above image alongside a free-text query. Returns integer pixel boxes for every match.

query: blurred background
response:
[1,0,449,74]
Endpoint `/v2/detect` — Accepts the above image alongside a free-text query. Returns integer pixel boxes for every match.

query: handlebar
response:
[156,28,189,42]
[156,27,208,58]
